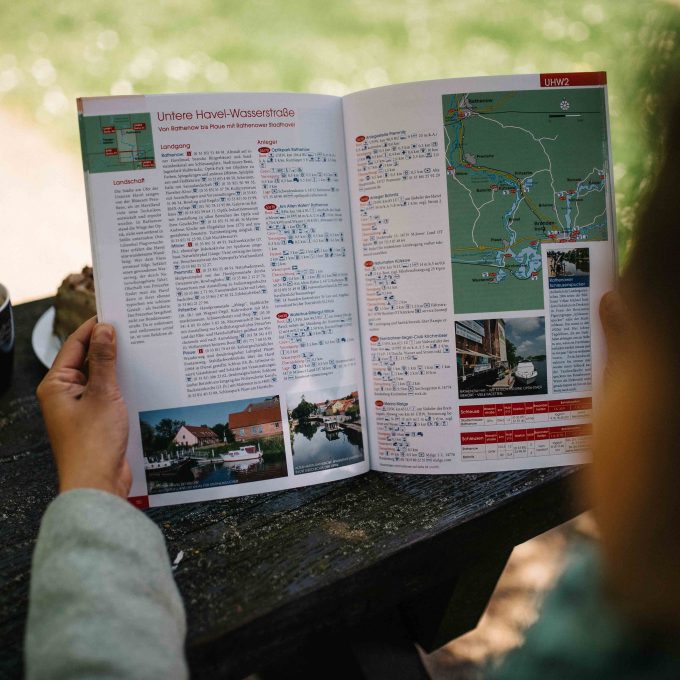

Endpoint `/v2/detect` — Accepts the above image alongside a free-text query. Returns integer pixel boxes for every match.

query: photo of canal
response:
[287,384,364,475]
[292,421,364,475]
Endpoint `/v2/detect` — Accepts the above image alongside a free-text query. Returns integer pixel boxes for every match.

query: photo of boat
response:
[456,317,547,398]
[322,417,341,433]
[139,395,287,494]
[191,458,259,480]
[514,361,538,385]
[144,457,195,482]
[219,444,263,463]
[221,460,260,473]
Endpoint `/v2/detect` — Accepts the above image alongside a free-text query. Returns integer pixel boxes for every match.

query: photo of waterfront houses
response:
[287,385,364,475]
[139,395,287,495]
[456,317,548,399]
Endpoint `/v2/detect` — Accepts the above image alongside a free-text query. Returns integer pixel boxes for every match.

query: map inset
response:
[80,113,155,173]
[443,88,609,313]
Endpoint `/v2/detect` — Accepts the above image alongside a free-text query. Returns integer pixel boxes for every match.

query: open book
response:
[77,71,616,508]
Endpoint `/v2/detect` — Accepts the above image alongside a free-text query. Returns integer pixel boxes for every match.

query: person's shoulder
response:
[492,540,680,680]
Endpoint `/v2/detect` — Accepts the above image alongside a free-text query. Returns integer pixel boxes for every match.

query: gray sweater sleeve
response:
[25,489,188,680]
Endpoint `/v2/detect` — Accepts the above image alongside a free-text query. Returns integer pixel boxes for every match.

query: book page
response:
[342,73,616,474]
[79,93,369,507]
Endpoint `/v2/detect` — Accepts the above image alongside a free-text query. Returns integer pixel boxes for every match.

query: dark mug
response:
[0,283,15,391]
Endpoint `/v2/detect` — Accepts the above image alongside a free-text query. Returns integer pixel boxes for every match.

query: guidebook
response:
[77,71,617,508]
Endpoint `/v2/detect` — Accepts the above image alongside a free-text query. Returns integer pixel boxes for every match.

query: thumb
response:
[87,323,118,394]
[599,291,628,380]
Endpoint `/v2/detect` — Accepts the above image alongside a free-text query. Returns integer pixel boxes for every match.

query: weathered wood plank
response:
[401,545,514,651]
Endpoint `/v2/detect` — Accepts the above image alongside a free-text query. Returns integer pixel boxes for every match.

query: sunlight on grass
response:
[1,0,678,261]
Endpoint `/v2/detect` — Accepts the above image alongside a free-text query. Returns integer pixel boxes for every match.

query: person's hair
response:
[618,25,680,624]
[624,92,680,306]
[622,2,680,375]
[622,10,680,373]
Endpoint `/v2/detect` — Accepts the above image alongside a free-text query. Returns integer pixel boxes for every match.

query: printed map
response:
[442,88,609,313]
[80,113,155,173]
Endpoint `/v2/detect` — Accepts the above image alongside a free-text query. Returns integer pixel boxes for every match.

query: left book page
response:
[78,93,369,508]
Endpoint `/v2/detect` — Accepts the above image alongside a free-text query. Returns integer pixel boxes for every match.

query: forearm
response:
[25,489,187,680]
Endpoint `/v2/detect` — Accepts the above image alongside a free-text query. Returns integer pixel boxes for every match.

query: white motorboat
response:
[514,361,538,385]
[219,444,263,463]
[221,460,259,473]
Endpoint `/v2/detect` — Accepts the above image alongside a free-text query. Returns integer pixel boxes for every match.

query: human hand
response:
[594,290,680,633]
[599,289,630,384]
[37,317,131,498]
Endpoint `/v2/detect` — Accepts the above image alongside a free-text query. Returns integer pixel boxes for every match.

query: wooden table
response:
[0,299,587,679]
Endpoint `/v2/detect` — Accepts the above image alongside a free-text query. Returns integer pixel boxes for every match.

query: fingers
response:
[599,291,628,357]
[51,316,98,372]
[86,323,118,395]
[599,291,629,382]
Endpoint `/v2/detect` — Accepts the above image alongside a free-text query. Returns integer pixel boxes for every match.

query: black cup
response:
[0,283,15,391]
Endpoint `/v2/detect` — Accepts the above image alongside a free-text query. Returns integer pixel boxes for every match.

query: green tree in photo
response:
[212,423,226,441]
[291,396,315,422]
[155,418,185,450]
[140,420,156,454]
[345,404,359,422]
[506,339,518,368]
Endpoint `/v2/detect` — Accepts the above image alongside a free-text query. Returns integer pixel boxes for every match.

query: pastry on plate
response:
[53,266,97,342]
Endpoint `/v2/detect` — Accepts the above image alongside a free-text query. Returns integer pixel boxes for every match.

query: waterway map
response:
[442,88,609,313]
[79,112,155,173]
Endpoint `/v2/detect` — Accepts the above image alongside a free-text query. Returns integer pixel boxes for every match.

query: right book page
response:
[342,73,617,474]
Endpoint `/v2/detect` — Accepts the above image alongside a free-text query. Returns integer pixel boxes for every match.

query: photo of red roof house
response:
[320,392,359,416]
[229,397,283,442]
[327,398,354,415]
[173,425,220,448]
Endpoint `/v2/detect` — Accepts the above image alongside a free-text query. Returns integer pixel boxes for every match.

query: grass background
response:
[1,0,679,262]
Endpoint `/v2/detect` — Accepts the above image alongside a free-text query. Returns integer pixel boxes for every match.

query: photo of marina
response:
[456,317,548,399]
[139,395,287,495]
[287,385,364,475]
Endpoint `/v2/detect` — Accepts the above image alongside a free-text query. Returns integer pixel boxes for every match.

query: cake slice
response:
[53,267,97,342]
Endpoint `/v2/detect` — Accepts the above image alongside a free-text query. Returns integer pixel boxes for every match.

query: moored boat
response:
[323,418,341,433]
[221,460,260,473]
[514,361,538,385]
[144,457,195,481]
[219,444,262,463]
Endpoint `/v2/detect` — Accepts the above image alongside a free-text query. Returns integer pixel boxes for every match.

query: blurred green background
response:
[1,0,678,261]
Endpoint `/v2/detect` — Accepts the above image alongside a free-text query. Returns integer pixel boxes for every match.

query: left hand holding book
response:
[37,317,132,499]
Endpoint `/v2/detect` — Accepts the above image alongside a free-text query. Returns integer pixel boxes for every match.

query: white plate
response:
[32,307,62,369]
